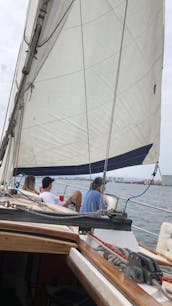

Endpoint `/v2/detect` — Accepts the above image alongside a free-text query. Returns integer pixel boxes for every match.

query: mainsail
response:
[0,0,164,180]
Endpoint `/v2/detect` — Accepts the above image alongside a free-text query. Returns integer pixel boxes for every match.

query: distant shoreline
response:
[56,176,162,186]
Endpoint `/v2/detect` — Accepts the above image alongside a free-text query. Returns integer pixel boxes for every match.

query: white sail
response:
[0,0,164,178]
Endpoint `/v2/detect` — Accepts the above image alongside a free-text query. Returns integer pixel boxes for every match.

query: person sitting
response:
[80,177,107,213]
[63,190,82,212]
[40,176,82,212]
[22,175,39,195]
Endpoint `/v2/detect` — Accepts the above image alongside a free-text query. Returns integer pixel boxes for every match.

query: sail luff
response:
[0,0,49,163]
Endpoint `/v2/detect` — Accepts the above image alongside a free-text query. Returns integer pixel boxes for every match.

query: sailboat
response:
[0,0,172,305]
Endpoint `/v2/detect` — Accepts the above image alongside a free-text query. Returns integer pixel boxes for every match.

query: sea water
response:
[32,177,172,249]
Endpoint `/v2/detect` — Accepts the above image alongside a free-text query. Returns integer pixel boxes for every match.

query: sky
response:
[0,0,171,180]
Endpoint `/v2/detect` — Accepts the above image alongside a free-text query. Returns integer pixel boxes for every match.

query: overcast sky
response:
[0,1,171,179]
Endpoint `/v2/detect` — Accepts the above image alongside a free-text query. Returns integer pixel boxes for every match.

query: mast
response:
[0,0,49,163]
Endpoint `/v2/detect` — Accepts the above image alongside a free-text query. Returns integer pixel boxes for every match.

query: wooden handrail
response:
[139,242,172,266]
[0,220,79,243]
[0,231,77,254]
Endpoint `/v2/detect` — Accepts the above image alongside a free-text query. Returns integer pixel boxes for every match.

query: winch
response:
[124,252,163,285]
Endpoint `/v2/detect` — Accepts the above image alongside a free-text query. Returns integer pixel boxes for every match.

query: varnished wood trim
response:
[79,239,162,306]
[0,221,79,243]
[139,242,172,265]
[0,231,77,254]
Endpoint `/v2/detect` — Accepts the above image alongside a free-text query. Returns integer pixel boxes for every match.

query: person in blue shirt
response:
[80,177,107,213]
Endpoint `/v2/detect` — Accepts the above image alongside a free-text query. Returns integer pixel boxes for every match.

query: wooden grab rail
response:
[0,220,79,243]
[139,242,172,266]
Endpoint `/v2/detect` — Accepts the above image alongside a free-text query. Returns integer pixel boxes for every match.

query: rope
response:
[22,1,77,99]
[37,0,76,47]
[90,235,128,268]
[160,276,172,284]
[160,266,172,280]
[152,279,172,301]
[88,233,172,289]
[88,232,128,261]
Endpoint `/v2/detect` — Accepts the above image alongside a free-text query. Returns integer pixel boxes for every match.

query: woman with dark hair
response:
[80,177,107,213]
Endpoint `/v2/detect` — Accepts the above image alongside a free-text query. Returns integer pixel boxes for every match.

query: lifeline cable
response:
[123,161,159,212]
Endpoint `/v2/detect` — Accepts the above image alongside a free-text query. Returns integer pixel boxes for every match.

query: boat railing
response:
[132,226,158,238]
[55,181,88,195]
[105,193,172,240]
[57,181,172,213]
[115,195,172,214]
[54,181,172,240]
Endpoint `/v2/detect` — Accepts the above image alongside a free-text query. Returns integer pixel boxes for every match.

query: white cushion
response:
[156,222,172,257]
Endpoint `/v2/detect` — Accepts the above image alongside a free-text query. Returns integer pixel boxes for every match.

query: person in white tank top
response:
[40,176,82,211]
